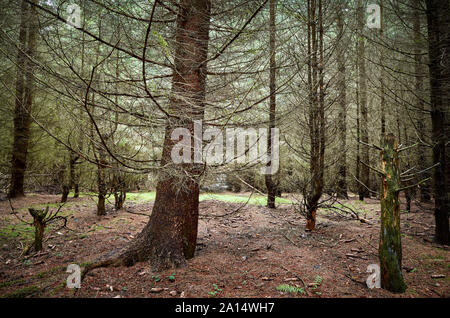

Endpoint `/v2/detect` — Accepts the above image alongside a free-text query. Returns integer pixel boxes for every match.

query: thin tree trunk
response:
[305,0,325,231]
[96,148,107,216]
[379,0,386,138]
[61,150,78,203]
[336,3,348,199]
[357,0,370,199]
[403,126,412,212]
[356,49,363,201]
[265,0,277,209]
[73,0,87,200]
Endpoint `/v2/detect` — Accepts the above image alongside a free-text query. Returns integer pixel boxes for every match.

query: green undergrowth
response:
[126,191,291,206]
[0,224,34,244]
[0,285,40,298]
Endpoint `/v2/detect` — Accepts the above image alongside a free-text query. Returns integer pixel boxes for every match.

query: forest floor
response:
[0,192,448,298]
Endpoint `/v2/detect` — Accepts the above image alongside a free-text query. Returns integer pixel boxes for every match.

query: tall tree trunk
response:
[379,0,386,139]
[413,0,431,202]
[357,0,370,199]
[9,0,37,198]
[73,1,87,200]
[336,3,348,199]
[379,133,407,293]
[305,0,325,231]
[425,0,450,245]
[356,51,363,201]
[265,0,277,209]
[86,0,212,271]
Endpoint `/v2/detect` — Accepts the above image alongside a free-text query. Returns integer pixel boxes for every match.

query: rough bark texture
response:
[28,207,48,253]
[113,166,126,210]
[60,184,69,203]
[336,3,348,199]
[83,0,211,274]
[265,0,277,209]
[379,0,386,139]
[357,0,370,199]
[96,151,107,216]
[356,60,363,201]
[413,0,431,202]
[425,0,450,245]
[379,133,406,293]
[69,150,79,198]
[9,0,37,198]
[305,0,325,231]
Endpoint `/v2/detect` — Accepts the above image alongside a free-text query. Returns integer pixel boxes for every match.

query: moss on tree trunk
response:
[28,207,48,252]
[379,133,406,293]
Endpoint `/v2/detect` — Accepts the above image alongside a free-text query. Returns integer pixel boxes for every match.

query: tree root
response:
[80,249,138,282]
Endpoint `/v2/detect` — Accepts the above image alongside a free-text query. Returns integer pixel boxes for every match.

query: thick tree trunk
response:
[9,0,37,198]
[379,133,406,293]
[74,183,80,198]
[265,0,277,209]
[336,4,348,199]
[61,184,69,203]
[413,0,431,202]
[84,0,211,272]
[425,0,450,245]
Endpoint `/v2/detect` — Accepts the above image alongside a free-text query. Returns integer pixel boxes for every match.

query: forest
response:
[0,0,448,299]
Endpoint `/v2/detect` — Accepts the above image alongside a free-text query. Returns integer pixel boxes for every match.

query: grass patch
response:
[0,285,40,298]
[126,192,156,202]
[422,253,445,261]
[0,224,34,244]
[125,191,292,206]
[0,278,27,289]
[199,193,291,206]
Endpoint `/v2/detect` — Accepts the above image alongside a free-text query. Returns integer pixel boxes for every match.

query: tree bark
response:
[305,0,325,231]
[9,0,37,198]
[379,0,386,139]
[336,3,348,199]
[96,148,107,216]
[265,0,277,209]
[425,0,450,245]
[29,207,48,253]
[84,0,211,272]
[379,133,407,293]
[413,0,431,202]
[357,0,370,199]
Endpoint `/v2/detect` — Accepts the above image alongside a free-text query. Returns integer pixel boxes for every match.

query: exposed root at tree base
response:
[81,245,188,281]
[81,254,131,282]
